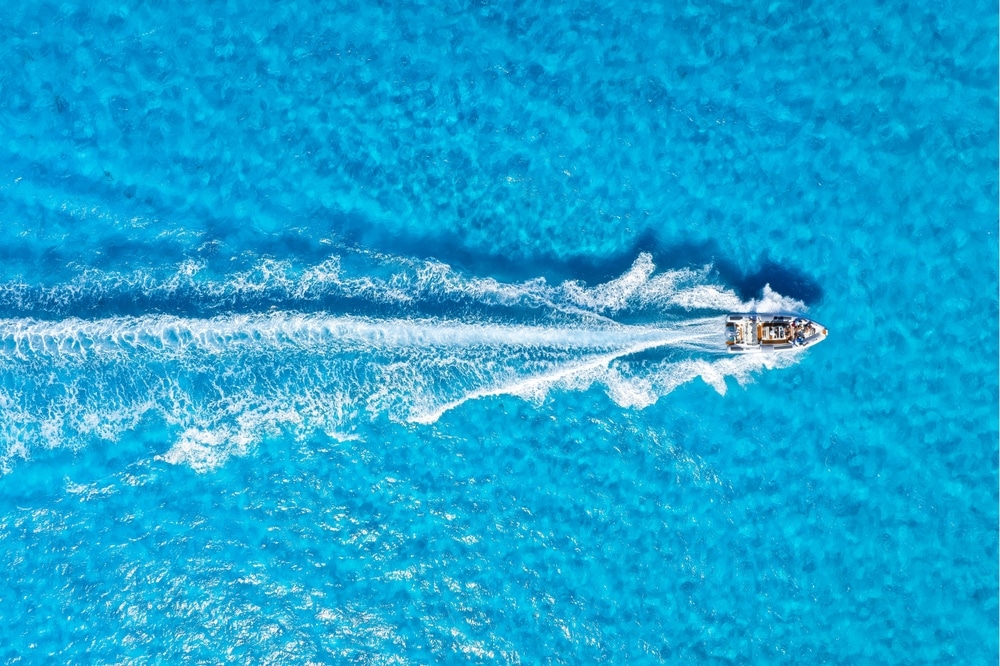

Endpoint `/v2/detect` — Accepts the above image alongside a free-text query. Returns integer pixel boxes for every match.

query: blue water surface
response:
[0,0,996,663]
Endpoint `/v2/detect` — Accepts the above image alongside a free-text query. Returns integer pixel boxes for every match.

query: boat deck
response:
[759,322,791,343]
[725,314,827,353]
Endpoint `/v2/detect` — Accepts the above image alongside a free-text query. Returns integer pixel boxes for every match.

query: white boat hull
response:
[726,314,827,353]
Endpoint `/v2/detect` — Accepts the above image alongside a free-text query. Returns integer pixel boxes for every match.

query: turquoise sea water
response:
[0,0,997,662]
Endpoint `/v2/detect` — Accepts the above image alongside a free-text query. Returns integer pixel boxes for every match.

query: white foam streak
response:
[0,314,717,362]
[407,324,716,424]
[0,251,813,474]
[746,284,806,314]
[561,254,657,311]
[0,250,806,320]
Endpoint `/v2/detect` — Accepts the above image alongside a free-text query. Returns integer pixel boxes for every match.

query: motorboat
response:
[725,314,827,353]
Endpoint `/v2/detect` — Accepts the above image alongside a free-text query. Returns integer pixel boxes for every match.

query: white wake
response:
[0,252,807,472]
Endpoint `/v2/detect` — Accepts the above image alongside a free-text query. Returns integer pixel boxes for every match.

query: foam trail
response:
[0,313,719,361]
[408,334,698,425]
[0,251,805,319]
[0,252,812,473]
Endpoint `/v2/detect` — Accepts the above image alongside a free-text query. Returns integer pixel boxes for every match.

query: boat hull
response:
[725,314,827,353]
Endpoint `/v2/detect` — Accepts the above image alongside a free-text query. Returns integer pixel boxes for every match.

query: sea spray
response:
[0,252,807,472]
